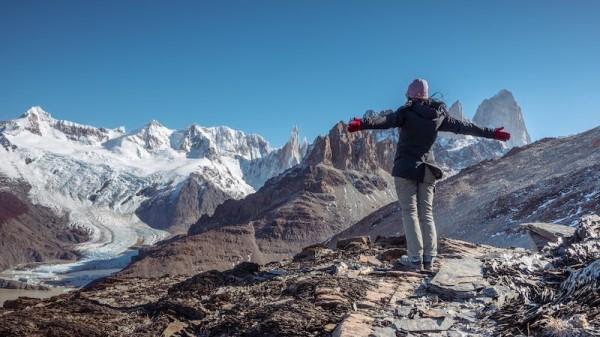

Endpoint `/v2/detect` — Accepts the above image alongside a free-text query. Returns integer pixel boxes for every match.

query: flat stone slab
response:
[522,222,576,241]
[429,257,487,300]
[333,313,374,337]
[522,222,576,250]
[395,317,455,332]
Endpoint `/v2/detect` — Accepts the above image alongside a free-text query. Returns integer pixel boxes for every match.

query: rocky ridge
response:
[1,216,597,337]
[120,122,398,278]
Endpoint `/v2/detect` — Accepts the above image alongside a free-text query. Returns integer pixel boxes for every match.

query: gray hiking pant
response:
[394,168,437,263]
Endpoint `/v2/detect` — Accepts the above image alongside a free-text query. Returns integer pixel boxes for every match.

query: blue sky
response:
[1,1,599,146]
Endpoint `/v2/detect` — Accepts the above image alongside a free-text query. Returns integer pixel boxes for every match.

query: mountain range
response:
[0,106,306,284]
[0,89,532,285]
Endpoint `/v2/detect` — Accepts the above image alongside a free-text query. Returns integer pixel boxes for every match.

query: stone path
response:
[332,252,508,337]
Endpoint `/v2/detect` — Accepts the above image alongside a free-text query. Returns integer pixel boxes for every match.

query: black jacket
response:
[363,100,496,182]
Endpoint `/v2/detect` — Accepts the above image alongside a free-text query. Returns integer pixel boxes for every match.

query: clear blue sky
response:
[1,1,599,146]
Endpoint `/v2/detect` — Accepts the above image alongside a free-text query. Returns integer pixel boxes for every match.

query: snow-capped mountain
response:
[240,126,309,189]
[2,106,124,145]
[0,93,528,286]
[0,106,305,285]
[373,90,531,176]
[473,89,531,148]
[448,100,465,120]
[363,91,524,177]
[176,124,271,160]
[438,100,465,140]
[104,120,174,157]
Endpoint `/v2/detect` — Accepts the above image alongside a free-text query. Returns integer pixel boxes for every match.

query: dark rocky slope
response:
[333,126,600,248]
[135,174,232,234]
[120,122,398,277]
[0,175,89,271]
[1,216,596,337]
[134,128,308,234]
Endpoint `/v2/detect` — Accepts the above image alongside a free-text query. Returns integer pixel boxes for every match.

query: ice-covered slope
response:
[0,107,305,285]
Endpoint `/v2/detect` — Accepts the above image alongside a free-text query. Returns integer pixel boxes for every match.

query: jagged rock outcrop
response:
[241,126,309,189]
[120,122,397,277]
[332,126,600,248]
[0,175,89,271]
[473,89,531,148]
[175,124,271,160]
[438,100,466,140]
[448,100,464,120]
[303,122,391,173]
[486,215,599,336]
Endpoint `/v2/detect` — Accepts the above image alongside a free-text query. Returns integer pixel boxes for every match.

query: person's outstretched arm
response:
[439,114,511,141]
[347,108,405,132]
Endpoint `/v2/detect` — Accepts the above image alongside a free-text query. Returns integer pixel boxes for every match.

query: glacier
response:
[0,106,305,286]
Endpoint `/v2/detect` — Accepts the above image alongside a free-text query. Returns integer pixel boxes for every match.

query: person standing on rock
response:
[347,79,511,272]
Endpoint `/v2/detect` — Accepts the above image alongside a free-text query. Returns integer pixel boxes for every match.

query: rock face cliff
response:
[120,122,398,277]
[240,126,309,189]
[473,89,531,148]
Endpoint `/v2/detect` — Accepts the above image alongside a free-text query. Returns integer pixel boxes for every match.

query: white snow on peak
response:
[0,107,306,285]
[473,89,531,148]
[21,106,52,120]
[104,119,176,158]
[240,126,307,189]
[5,106,124,146]
[177,124,270,161]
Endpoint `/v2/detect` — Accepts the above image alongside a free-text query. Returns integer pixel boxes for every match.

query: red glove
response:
[347,118,363,132]
[494,127,511,141]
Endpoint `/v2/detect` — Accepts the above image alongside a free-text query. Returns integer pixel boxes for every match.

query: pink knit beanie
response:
[406,78,429,99]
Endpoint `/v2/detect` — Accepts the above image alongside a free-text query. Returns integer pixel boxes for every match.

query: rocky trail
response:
[1,215,597,337]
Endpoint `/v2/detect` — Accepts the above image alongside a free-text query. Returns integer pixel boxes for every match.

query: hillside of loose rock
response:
[1,215,597,337]
[120,122,398,278]
[333,126,600,248]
